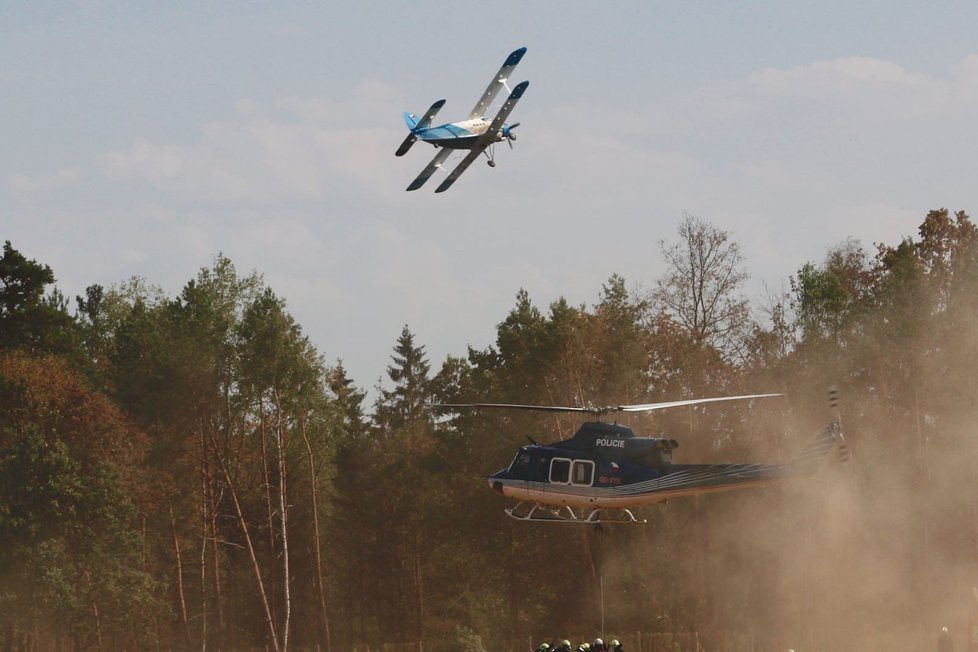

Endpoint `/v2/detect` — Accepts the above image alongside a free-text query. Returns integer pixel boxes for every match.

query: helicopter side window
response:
[549,458,571,484]
[571,460,595,487]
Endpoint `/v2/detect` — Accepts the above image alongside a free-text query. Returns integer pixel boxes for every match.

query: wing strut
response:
[436,80,529,193]
[406,148,452,191]
[467,47,527,120]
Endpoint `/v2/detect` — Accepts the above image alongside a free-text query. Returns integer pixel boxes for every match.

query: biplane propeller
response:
[396,47,529,193]
[431,392,848,524]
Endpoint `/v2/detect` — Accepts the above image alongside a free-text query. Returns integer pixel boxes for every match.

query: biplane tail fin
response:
[403,99,446,132]
[396,113,421,157]
[395,100,446,157]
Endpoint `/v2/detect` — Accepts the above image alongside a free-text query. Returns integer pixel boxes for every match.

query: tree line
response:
[1,209,976,651]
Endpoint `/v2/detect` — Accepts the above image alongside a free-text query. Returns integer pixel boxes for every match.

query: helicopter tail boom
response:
[790,420,846,473]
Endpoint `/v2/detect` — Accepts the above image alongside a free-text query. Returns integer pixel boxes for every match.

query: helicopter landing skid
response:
[505,501,646,525]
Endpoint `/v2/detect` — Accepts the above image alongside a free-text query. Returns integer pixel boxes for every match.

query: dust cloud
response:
[588,342,978,651]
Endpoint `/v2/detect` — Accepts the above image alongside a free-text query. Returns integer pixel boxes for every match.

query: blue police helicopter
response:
[434,392,848,524]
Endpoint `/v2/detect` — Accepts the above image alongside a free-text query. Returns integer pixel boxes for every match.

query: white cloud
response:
[8,168,82,195]
[950,54,978,102]
[91,54,977,215]
[275,79,404,123]
[100,83,405,204]
[750,57,927,93]
[739,54,978,121]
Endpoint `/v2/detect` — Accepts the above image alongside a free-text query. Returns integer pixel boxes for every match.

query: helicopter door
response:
[549,458,571,484]
[571,460,595,487]
[532,455,550,483]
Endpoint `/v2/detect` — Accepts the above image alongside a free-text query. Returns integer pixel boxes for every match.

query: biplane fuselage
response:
[406,116,512,150]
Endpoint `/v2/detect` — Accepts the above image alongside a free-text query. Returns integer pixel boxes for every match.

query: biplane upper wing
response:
[467,47,527,120]
[406,148,453,191]
[436,80,529,193]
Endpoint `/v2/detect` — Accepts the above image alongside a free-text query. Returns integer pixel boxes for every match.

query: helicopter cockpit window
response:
[571,460,595,486]
[509,451,531,480]
[549,458,571,484]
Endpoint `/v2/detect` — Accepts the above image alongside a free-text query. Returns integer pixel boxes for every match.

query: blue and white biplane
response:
[396,47,529,193]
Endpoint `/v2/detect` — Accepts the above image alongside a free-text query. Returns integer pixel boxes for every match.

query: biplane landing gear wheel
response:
[483,143,497,167]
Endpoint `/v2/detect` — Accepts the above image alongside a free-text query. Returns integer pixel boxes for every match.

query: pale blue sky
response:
[4,2,978,391]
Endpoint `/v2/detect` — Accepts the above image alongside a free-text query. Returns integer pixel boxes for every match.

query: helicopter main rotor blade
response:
[429,393,782,417]
[429,403,592,414]
[613,393,783,412]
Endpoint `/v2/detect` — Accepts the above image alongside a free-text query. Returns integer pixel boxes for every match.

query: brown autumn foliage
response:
[0,352,148,490]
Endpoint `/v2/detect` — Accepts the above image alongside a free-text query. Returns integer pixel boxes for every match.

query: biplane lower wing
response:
[406,148,452,191]
[433,147,484,193]
[395,133,418,158]
[435,80,529,193]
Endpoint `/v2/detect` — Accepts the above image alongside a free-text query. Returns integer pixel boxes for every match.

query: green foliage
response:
[375,325,433,436]
[0,428,84,542]
[0,241,79,357]
[0,353,161,649]
[790,239,870,346]
[0,241,54,321]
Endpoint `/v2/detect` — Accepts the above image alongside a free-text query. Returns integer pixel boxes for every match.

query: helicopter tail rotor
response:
[827,385,851,463]
[828,385,841,423]
[789,386,850,471]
